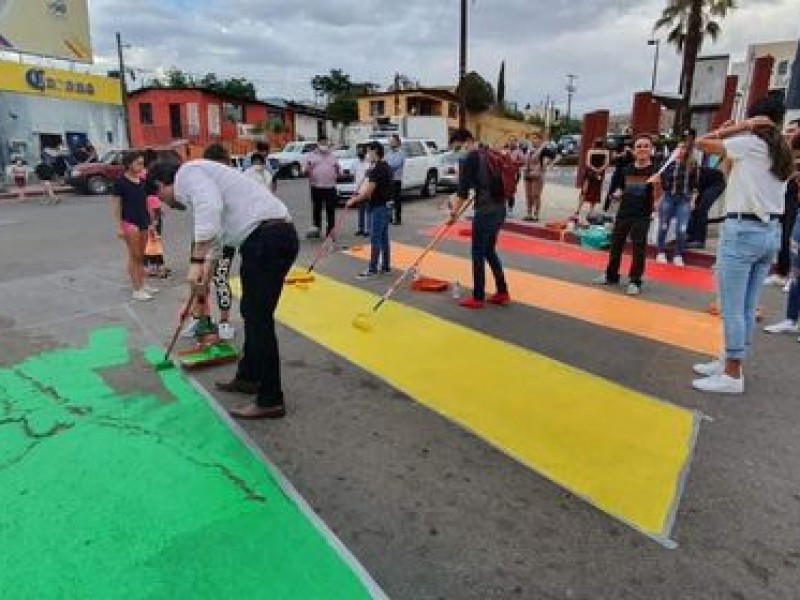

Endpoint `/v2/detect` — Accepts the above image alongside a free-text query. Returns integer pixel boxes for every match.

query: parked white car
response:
[268,141,318,178]
[335,138,445,200]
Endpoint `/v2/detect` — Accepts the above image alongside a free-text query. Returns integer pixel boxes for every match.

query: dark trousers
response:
[236,222,299,407]
[472,209,508,300]
[606,217,649,286]
[392,180,402,224]
[311,187,337,235]
[776,198,798,277]
[687,183,724,246]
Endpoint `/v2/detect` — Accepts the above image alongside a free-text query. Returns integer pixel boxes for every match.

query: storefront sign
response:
[0,59,121,105]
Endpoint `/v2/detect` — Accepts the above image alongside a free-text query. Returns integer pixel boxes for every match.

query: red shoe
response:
[487,292,511,306]
[459,296,485,309]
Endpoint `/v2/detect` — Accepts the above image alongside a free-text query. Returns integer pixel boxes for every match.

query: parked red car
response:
[67,147,181,195]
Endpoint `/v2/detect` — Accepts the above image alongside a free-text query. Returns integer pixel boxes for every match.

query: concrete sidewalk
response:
[0,183,75,203]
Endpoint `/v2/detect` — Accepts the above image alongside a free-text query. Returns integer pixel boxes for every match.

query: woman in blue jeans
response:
[656,142,698,267]
[692,96,795,395]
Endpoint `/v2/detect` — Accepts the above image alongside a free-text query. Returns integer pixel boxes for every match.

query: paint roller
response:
[352,199,474,333]
[154,290,196,371]
[285,207,352,286]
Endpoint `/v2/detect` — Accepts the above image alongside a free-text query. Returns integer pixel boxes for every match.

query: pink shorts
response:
[121,221,142,235]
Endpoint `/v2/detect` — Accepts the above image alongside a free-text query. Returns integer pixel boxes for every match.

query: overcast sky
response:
[86,0,799,115]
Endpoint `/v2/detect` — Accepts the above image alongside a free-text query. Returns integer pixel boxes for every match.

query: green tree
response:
[655,0,735,132]
[327,96,359,126]
[164,67,194,87]
[457,71,495,114]
[311,69,353,102]
[497,60,506,107]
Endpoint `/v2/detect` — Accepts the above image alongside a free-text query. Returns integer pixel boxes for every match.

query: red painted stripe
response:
[424,226,716,293]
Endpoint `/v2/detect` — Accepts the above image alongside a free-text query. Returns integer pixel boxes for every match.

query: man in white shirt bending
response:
[149,159,299,419]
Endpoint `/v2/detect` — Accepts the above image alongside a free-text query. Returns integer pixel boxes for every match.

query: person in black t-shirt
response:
[595,134,661,296]
[448,128,510,308]
[346,142,393,278]
[111,151,156,301]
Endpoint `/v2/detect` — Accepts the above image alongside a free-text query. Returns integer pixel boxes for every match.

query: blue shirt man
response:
[385,135,406,224]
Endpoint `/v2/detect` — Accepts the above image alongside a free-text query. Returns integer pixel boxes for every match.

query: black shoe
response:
[229,402,286,420]
[215,378,259,395]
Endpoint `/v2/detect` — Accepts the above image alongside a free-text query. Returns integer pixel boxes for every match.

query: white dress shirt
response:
[723,134,787,220]
[175,159,290,247]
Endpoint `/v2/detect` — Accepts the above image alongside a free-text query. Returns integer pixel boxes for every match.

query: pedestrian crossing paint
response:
[425,226,717,293]
[346,242,721,356]
[0,327,382,599]
[264,274,700,545]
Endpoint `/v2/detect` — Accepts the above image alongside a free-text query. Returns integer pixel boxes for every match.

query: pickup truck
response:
[335,138,445,200]
[268,141,318,179]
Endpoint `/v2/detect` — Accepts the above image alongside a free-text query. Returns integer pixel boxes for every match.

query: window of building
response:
[139,103,153,125]
[369,100,385,117]
[777,60,789,77]
[448,102,458,119]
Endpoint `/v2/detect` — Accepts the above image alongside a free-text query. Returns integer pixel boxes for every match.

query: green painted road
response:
[0,327,379,599]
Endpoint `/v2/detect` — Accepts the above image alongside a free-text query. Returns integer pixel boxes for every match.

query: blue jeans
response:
[472,209,508,300]
[717,218,781,360]
[657,194,691,255]
[785,218,800,321]
[358,204,370,234]
[368,204,390,272]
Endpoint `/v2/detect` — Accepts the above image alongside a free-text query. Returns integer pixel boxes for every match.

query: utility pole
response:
[116,32,131,147]
[458,0,468,129]
[543,95,552,140]
[565,74,577,124]
[647,39,660,92]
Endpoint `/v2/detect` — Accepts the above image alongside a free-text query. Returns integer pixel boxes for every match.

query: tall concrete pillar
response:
[576,110,609,187]
[711,75,738,129]
[630,91,661,137]
[747,55,775,113]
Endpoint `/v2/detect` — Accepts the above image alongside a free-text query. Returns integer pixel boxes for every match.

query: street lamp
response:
[647,39,660,92]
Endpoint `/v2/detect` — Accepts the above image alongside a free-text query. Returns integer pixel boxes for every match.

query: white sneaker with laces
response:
[181,316,200,338]
[131,289,154,302]
[693,358,722,377]
[143,284,159,294]
[692,373,744,395]
[673,255,685,267]
[656,253,668,264]
[218,321,235,341]
[764,319,798,334]
[764,274,787,287]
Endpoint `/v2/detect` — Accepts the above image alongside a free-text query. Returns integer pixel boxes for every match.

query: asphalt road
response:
[1,179,799,600]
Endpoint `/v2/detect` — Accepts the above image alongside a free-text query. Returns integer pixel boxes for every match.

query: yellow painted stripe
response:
[346,242,721,356]
[236,274,699,544]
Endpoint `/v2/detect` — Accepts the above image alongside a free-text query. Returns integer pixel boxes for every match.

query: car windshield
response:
[100,151,119,164]
[336,148,357,159]
[282,143,300,153]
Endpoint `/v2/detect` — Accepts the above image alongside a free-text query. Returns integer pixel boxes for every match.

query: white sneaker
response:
[656,253,668,264]
[218,321,235,341]
[625,283,641,296]
[764,274,787,287]
[693,358,722,377]
[181,316,200,338]
[763,319,798,334]
[131,289,154,302]
[783,279,793,293]
[143,284,159,294]
[673,255,685,267]
[593,274,617,286]
[692,373,744,395]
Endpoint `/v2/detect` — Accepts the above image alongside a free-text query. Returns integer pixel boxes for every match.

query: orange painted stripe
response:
[345,242,721,356]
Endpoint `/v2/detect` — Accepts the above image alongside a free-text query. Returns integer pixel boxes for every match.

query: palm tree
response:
[655,0,736,132]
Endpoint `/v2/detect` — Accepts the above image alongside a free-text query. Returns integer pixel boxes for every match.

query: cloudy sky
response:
[86,0,799,114]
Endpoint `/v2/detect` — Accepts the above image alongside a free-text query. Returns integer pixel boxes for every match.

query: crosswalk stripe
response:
[345,242,721,356]
[245,274,701,545]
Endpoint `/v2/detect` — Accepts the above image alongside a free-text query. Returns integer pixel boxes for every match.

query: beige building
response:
[732,39,798,118]
[356,87,540,145]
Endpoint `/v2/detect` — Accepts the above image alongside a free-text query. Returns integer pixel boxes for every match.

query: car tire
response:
[421,170,438,198]
[87,176,110,195]
[290,163,302,179]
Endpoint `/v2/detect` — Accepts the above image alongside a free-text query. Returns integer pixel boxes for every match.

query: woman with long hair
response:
[111,151,157,301]
[692,96,794,394]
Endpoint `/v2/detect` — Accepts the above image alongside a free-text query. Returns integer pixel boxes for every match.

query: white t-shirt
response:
[175,159,290,247]
[723,134,787,219]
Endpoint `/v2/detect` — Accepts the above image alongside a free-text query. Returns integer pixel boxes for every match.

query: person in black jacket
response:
[595,135,661,296]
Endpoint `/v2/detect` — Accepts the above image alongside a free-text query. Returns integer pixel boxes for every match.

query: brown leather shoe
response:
[215,378,259,395]
[228,403,286,420]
